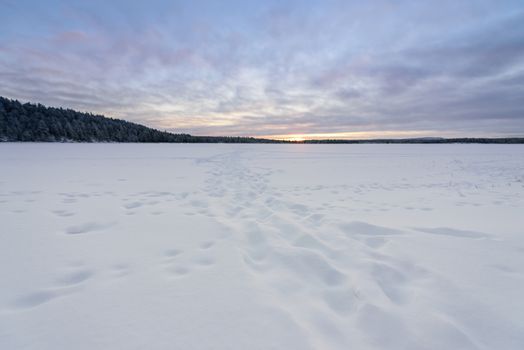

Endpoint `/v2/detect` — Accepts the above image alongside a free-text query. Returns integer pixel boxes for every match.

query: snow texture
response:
[1,143,523,349]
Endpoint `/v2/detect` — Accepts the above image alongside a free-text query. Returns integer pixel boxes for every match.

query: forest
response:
[0,97,279,143]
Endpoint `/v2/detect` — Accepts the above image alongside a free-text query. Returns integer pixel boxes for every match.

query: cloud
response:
[0,0,523,138]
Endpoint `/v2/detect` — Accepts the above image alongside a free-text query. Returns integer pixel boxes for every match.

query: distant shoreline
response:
[2,97,523,144]
[2,138,524,144]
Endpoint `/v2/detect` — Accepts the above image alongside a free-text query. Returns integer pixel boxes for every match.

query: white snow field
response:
[1,143,523,350]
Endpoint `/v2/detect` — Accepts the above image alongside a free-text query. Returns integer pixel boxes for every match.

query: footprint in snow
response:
[11,268,93,310]
[65,221,115,235]
[199,241,215,250]
[111,263,132,278]
[168,266,191,276]
[56,269,94,286]
[193,256,215,266]
[52,209,75,217]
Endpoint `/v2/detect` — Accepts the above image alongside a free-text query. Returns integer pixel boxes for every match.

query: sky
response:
[1,0,523,140]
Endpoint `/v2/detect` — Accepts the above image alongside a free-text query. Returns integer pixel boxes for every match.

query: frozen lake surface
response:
[1,143,523,349]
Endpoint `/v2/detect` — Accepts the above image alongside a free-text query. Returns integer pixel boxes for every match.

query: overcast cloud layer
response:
[1,0,523,138]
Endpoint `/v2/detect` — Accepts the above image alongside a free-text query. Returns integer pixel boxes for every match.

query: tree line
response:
[1,96,522,143]
[0,96,280,143]
[303,138,524,144]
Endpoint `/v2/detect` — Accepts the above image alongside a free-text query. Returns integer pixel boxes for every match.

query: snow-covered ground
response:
[1,143,523,350]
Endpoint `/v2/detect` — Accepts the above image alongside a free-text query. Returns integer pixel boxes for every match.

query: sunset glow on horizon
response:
[255,130,439,141]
